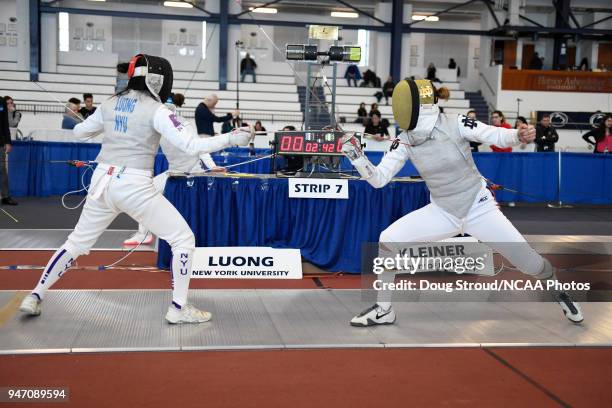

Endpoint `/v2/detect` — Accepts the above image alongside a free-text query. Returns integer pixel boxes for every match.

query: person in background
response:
[0,96,16,205]
[79,93,96,119]
[582,114,612,154]
[515,116,527,128]
[221,119,234,134]
[529,52,543,70]
[249,121,263,153]
[362,68,380,87]
[515,116,536,152]
[578,57,589,71]
[195,94,238,136]
[466,110,481,152]
[448,58,461,76]
[4,96,21,129]
[535,114,559,152]
[344,64,361,87]
[61,98,82,130]
[489,110,512,152]
[240,53,257,83]
[369,102,381,118]
[221,115,248,134]
[381,76,395,105]
[281,125,303,174]
[365,112,389,141]
[426,63,440,83]
[254,120,266,133]
[356,102,367,123]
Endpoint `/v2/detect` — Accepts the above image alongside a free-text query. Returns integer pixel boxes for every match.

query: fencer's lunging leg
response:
[351,203,461,327]
[20,191,119,315]
[121,189,210,324]
[464,198,583,323]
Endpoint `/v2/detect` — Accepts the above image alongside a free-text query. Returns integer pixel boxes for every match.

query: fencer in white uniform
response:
[342,79,582,327]
[20,54,253,324]
[123,93,224,246]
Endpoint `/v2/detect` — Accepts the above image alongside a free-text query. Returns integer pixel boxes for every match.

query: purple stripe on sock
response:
[41,249,67,284]
[32,293,41,301]
[172,301,182,310]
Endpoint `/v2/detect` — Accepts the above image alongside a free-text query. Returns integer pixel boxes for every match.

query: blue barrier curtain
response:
[157,177,430,273]
[8,141,612,203]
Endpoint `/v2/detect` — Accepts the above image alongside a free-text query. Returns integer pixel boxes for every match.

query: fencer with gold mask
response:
[342,79,583,327]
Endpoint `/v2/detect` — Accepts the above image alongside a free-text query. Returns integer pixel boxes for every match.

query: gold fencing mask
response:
[392,79,435,130]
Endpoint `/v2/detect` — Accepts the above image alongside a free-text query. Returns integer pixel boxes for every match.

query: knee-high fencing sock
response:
[171,249,193,309]
[376,271,396,310]
[32,247,76,299]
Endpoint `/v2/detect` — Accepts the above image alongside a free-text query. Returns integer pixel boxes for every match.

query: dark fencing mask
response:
[127,54,173,102]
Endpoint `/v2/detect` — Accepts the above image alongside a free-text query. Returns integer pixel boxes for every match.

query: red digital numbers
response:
[280,135,304,152]
[336,136,343,153]
[305,142,319,153]
[280,135,292,151]
[292,136,304,152]
[321,143,334,153]
[279,133,343,154]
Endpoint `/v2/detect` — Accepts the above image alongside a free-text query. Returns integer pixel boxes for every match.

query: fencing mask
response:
[391,79,437,130]
[392,79,440,146]
[127,54,173,102]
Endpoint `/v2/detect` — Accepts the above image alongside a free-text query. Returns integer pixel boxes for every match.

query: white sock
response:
[32,247,76,299]
[171,249,193,309]
[376,271,396,311]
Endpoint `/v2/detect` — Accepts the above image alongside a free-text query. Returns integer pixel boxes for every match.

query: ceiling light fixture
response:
[331,11,359,18]
[163,1,193,8]
[249,7,278,14]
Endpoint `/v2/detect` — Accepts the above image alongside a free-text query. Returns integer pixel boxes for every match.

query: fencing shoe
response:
[350,303,396,327]
[554,291,583,323]
[165,304,212,324]
[20,294,42,316]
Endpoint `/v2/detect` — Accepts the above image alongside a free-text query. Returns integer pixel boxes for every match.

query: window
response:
[357,29,369,67]
[59,12,69,52]
[201,21,206,59]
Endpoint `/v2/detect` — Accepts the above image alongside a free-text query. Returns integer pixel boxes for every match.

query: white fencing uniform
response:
[30,90,251,309]
[350,113,548,308]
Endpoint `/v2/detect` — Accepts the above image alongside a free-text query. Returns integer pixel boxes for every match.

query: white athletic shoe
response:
[350,304,396,327]
[19,294,42,316]
[165,304,212,324]
[555,291,583,323]
[123,232,154,246]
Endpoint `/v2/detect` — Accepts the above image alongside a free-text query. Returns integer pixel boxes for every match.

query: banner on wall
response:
[536,111,608,130]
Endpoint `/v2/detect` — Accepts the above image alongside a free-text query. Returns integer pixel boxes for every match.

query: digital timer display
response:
[274,131,348,156]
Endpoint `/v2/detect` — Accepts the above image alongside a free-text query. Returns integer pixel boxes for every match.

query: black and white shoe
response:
[555,291,583,323]
[350,304,396,327]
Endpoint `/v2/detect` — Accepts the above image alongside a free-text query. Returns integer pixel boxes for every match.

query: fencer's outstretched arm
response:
[457,115,521,147]
[73,107,104,140]
[154,105,251,155]
[342,136,411,188]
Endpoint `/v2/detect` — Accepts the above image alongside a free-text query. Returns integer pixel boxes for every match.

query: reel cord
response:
[61,163,93,210]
